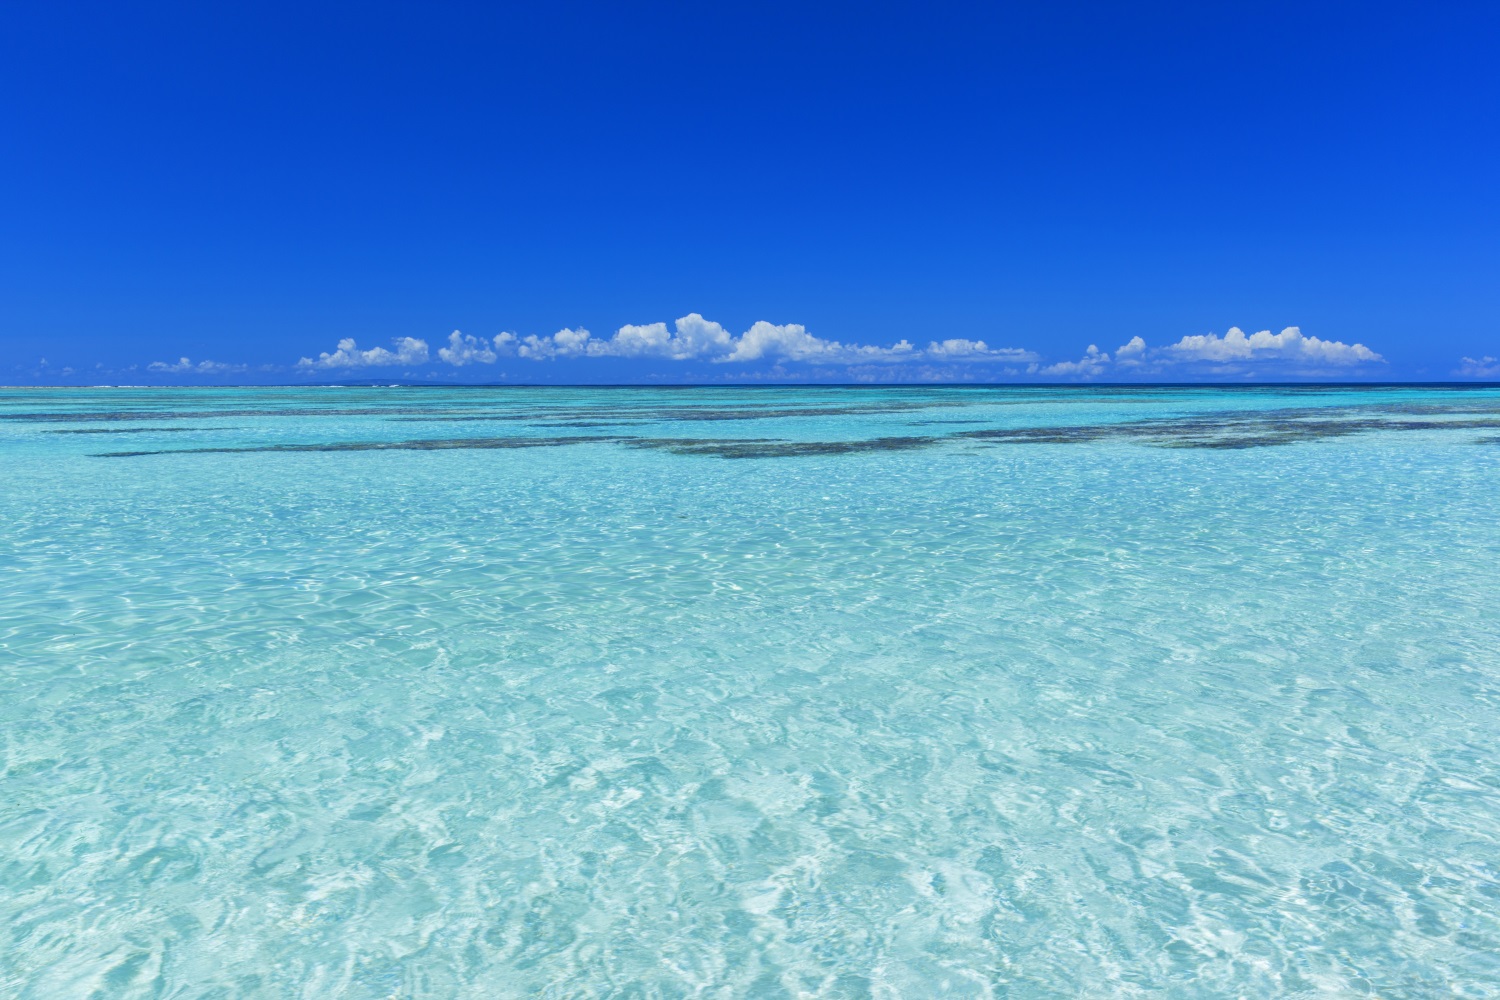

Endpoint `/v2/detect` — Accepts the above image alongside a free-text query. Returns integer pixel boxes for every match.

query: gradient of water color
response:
[4,385,1500,998]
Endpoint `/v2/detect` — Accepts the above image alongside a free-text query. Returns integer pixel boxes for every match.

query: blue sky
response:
[3,1,1497,384]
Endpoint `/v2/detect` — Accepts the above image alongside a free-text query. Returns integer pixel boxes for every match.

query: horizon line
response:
[5,381,1500,391]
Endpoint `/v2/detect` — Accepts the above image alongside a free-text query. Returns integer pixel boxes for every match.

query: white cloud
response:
[297,337,429,369]
[1023,327,1385,379]
[925,338,987,358]
[280,321,1391,385]
[148,357,248,373]
[1114,336,1147,363]
[517,327,592,360]
[438,329,492,365]
[726,320,850,362]
[1457,355,1500,378]
[1037,344,1112,377]
[502,314,936,364]
[438,329,519,365]
[548,313,907,363]
[924,339,1039,362]
[286,316,1042,371]
[601,322,673,358]
[592,314,737,360]
[1167,327,1382,365]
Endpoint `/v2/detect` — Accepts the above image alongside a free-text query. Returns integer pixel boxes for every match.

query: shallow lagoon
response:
[4,385,1500,997]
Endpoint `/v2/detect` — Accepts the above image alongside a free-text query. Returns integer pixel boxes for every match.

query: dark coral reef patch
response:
[627,436,939,458]
[83,398,1500,458]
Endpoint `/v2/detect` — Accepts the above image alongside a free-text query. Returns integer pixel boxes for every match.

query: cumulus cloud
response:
[581,314,733,360]
[1114,336,1147,363]
[1022,327,1385,380]
[285,320,1388,384]
[925,339,1040,362]
[297,337,429,369]
[549,314,914,363]
[600,322,673,358]
[724,320,905,362]
[437,331,503,366]
[611,315,736,359]
[501,314,934,364]
[148,357,248,373]
[1167,327,1382,365]
[724,321,826,362]
[295,315,1042,370]
[1037,344,1112,377]
[1457,356,1500,378]
[517,327,593,360]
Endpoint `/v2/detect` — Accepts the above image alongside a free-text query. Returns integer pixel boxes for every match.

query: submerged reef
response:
[69,394,1500,459]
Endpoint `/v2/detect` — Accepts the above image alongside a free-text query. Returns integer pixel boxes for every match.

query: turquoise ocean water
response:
[4,384,1500,998]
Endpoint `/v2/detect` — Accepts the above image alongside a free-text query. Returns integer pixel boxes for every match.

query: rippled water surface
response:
[4,385,1500,998]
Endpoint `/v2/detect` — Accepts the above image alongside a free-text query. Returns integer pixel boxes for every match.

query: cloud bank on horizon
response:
[295,315,1039,370]
[148,357,250,374]
[129,316,1500,383]
[1034,327,1385,378]
[273,315,1390,380]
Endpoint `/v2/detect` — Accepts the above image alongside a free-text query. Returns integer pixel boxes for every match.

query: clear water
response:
[4,385,1500,998]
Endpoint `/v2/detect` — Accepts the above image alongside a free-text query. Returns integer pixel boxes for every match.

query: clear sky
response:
[3,1,1497,384]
